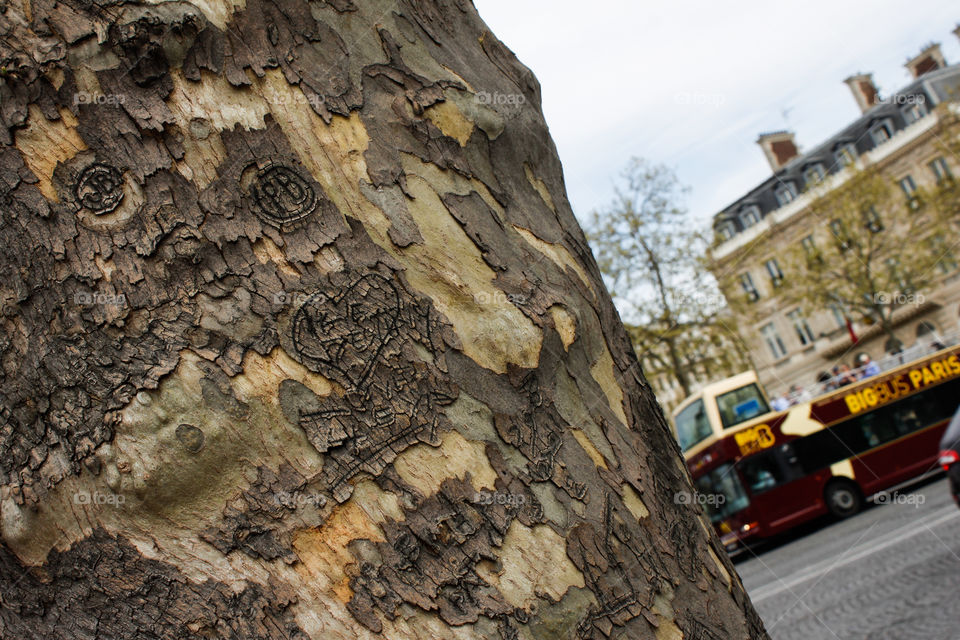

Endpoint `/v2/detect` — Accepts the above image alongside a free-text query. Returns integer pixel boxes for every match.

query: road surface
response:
[736,476,960,640]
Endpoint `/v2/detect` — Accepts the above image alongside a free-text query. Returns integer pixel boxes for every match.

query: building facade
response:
[708,28,960,400]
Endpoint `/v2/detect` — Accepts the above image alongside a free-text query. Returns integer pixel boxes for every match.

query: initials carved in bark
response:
[285,273,458,501]
[249,163,318,228]
[74,163,124,214]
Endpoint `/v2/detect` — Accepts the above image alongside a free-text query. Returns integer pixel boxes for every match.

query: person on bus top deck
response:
[856,353,881,379]
[788,383,811,405]
[818,370,837,392]
[771,393,790,412]
[832,364,858,388]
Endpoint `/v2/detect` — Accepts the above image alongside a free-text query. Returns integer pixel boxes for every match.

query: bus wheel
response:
[825,481,862,518]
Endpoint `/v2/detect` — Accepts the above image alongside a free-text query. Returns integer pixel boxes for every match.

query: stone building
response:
[708,28,960,399]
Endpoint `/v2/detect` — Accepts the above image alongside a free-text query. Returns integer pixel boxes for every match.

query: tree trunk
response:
[0,1,768,638]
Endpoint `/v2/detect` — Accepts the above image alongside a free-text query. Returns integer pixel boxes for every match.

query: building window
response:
[787,309,815,346]
[835,144,857,169]
[717,223,735,241]
[761,323,788,359]
[899,175,920,209]
[829,219,850,251]
[775,182,798,207]
[863,206,883,233]
[930,233,958,274]
[800,234,819,260]
[764,258,784,288]
[803,164,825,188]
[901,101,928,125]
[740,272,760,302]
[739,205,761,228]
[870,120,894,146]
[899,175,917,196]
[828,303,847,330]
[929,157,953,185]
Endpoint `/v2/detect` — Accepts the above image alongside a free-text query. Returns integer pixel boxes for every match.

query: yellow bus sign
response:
[735,424,775,456]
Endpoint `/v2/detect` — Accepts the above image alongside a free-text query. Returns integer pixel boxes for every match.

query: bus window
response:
[892,405,922,437]
[695,463,750,522]
[675,399,712,452]
[739,444,804,495]
[859,412,896,448]
[741,452,782,494]
[716,384,771,429]
[794,419,871,475]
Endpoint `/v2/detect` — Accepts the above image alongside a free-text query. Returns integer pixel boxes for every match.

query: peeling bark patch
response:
[297,359,457,503]
[0,528,308,639]
[345,476,536,634]
[392,431,499,497]
[493,370,586,501]
[495,372,562,483]
[686,618,726,640]
[569,493,672,639]
[201,464,315,563]
[476,521,584,608]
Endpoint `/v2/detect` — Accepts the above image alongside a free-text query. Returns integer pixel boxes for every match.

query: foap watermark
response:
[73,91,126,106]
[674,92,726,108]
[261,89,326,110]
[272,291,313,307]
[874,291,924,306]
[472,491,526,507]
[669,290,727,309]
[878,93,926,106]
[473,291,528,306]
[75,292,126,306]
[271,490,327,508]
[475,91,526,107]
[674,491,725,507]
[873,490,925,507]
[74,490,125,505]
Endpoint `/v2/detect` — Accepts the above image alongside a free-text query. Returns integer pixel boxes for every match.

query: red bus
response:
[671,344,960,551]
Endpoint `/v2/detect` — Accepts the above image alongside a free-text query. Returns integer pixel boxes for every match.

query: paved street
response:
[736,477,960,640]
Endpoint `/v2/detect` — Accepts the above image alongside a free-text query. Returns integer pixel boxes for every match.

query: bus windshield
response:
[716,383,770,429]
[695,463,751,523]
[675,399,712,452]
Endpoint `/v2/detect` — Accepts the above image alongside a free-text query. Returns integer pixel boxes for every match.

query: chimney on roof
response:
[843,73,880,113]
[905,43,945,78]
[756,131,799,172]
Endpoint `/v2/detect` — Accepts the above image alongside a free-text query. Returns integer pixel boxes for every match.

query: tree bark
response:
[0,1,768,638]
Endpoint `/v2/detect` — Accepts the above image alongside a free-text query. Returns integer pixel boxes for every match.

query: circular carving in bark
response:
[75,163,125,214]
[250,164,317,227]
[175,423,205,453]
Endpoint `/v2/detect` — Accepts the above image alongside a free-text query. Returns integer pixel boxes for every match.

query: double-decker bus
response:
[673,343,960,551]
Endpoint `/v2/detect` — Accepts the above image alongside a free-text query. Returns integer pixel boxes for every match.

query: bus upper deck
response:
[673,330,960,461]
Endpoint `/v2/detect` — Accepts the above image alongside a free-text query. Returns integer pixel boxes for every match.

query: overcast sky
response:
[473,1,960,228]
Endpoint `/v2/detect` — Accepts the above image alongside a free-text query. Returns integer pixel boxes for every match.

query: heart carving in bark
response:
[291,274,402,391]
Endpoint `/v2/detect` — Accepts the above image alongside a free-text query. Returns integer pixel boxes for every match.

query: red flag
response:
[845,316,859,344]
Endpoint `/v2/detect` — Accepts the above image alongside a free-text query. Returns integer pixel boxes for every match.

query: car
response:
[937,404,960,506]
